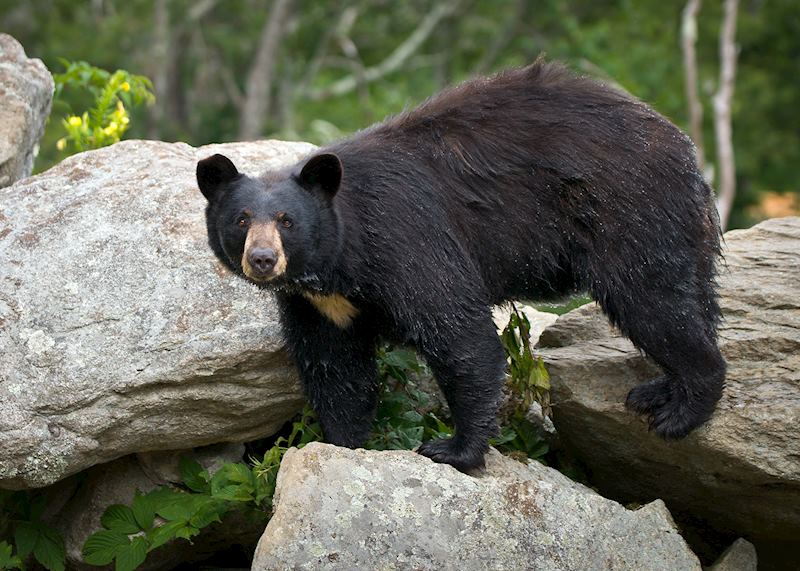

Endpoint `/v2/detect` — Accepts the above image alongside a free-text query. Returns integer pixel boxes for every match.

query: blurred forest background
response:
[1,0,798,229]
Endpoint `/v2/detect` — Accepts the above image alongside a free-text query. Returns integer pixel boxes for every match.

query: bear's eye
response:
[236,215,249,228]
[277,211,293,229]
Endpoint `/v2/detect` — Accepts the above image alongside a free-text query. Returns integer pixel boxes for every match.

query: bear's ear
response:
[297,153,342,198]
[197,154,240,201]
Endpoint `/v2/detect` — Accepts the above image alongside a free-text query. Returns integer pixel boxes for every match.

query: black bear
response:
[197,60,725,472]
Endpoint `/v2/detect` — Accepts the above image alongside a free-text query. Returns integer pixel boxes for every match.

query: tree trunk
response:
[147,0,169,139]
[681,0,705,173]
[714,0,739,230]
[166,28,189,132]
[238,0,294,140]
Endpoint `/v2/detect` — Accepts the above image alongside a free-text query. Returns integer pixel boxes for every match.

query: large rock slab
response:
[253,443,701,571]
[537,217,800,559]
[0,139,314,489]
[0,34,53,188]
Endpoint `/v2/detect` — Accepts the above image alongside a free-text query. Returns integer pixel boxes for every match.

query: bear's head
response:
[197,152,342,287]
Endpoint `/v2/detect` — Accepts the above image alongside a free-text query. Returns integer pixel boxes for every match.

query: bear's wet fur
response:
[198,59,725,472]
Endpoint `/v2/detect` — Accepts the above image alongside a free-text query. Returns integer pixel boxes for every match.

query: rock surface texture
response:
[252,442,701,571]
[537,217,800,562]
[0,139,314,489]
[0,34,53,188]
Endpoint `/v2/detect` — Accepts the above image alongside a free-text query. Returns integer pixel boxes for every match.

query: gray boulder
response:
[0,139,313,489]
[537,217,800,563]
[0,34,53,188]
[252,442,701,571]
[709,538,758,571]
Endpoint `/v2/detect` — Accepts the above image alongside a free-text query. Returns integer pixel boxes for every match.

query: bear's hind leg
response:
[415,311,507,472]
[595,283,725,439]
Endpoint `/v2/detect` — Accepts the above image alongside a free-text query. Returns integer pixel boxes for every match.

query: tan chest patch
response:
[303,292,359,328]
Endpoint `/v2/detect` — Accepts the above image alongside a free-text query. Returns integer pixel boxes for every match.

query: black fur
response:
[198,60,725,472]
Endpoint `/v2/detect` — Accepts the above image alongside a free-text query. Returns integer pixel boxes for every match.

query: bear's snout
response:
[241,221,288,281]
[248,247,277,276]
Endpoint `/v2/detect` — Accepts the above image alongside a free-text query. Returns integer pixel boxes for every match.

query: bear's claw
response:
[625,375,672,415]
[627,376,717,439]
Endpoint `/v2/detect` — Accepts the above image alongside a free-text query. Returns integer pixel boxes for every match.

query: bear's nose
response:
[248,247,277,274]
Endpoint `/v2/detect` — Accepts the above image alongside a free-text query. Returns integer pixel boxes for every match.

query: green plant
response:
[494,304,552,462]
[82,474,249,570]
[532,294,592,316]
[0,490,66,571]
[250,405,323,511]
[500,304,552,417]
[53,60,154,154]
[365,347,452,451]
[367,323,551,465]
[0,542,23,571]
[81,406,321,571]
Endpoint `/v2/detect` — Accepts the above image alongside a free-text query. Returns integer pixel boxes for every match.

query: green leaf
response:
[114,536,148,571]
[380,348,421,372]
[101,505,140,534]
[424,413,453,437]
[139,488,179,511]
[154,493,197,521]
[174,526,200,542]
[527,440,549,459]
[14,521,38,558]
[254,474,276,507]
[210,484,253,502]
[32,526,65,571]
[179,458,209,493]
[214,463,254,486]
[210,464,255,502]
[189,499,227,529]
[400,410,423,424]
[146,520,187,552]
[490,427,518,447]
[536,357,551,389]
[130,492,155,531]
[0,541,24,570]
[82,530,129,566]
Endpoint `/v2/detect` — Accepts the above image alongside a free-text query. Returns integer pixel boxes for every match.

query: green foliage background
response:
[2,0,798,229]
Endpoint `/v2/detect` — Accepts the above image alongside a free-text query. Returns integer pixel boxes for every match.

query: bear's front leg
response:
[415,308,507,472]
[276,293,379,448]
